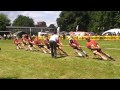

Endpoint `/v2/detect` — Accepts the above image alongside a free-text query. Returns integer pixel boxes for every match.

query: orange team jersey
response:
[21,38,28,42]
[14,39,19,45]
[86,40,98,49]
[56,38,61,44]
[44,38,49,45]
[28,39,34,44]
[69,39,79,46]
[73,39,79,46]
[35,39,42,45]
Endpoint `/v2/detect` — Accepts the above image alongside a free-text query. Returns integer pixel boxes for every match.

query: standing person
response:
[85,36,115,61]
[69,36,88,57]
[3,34,7,40]
[49,31,59,58]
[62,33,66,40]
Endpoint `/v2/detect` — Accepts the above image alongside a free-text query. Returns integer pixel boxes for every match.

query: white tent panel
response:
[102,29,120,35]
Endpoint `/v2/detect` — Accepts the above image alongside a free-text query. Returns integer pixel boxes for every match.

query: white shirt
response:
[49,34,59,42]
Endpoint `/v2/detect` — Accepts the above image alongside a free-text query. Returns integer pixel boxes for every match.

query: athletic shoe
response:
[85,54,89,57]
[109,56,115,61]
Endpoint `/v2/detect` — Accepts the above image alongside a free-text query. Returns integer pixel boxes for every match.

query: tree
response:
[36,21,47,27]
[57,11,120,33]
[0,13,11,31]
[12,15,34,27]
[57,11,89,32]
[48,24,56,28]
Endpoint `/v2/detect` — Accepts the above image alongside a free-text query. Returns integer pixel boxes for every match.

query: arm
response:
[91,43,101,50]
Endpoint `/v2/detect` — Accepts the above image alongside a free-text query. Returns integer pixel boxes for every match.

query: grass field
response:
[0,39,120,79]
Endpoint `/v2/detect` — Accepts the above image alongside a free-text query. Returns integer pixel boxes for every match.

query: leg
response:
[57,47,62,55]
[16,45,19,50]
[78,48,88,57]
[44,46,50,53]
[99,50,115,61]
[18,44,22,49]
[58,47,68,56]
[53,42,57,58]
[74,49,83,57]
[93,50,107,60]
[41,47,47,53]
[28,45,32,50]
[50,41,54,58]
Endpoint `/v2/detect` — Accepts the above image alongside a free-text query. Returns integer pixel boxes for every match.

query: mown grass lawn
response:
[0,39,120,79]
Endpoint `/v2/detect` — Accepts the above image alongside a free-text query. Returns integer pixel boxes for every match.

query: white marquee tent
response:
[102,29,120,35]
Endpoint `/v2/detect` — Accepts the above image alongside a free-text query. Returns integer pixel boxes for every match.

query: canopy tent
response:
[13,31,27,38]
[102,29,120,35]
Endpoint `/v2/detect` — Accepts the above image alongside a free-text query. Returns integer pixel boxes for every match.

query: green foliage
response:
[12,15,34,27]
[48,24,56,28]
[36,21,47,27]
[0,13,11,31]
[57,11,120,33]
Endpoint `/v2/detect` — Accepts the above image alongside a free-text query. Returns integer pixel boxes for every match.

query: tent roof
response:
[102,29,120,35]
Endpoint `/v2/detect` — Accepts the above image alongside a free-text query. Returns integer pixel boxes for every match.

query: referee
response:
[49,31,59,58]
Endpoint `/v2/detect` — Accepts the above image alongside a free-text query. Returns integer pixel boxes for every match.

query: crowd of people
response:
[13,31,115,61]
[0,33,13,40]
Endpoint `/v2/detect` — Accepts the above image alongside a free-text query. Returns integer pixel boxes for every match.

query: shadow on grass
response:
[92,57,115,62]
[0,77,18,79]
[75,56,87,58]
[56,55,68,59]
[92,57,103,60]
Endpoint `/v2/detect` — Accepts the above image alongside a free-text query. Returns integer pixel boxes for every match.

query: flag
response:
[76,25,79,32]
[57,27,60,36]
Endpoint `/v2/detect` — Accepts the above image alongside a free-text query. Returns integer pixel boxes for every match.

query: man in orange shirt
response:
[85,36,115,61]
[21,35,28,50]
[69,36,88,57]
[56,36,68,56]
[43,35,51,53]
[34,36,47,53]
[13,37,21,50]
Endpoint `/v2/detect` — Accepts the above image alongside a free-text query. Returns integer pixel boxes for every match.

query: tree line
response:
[0,13,56,31]
[57,11,120,33]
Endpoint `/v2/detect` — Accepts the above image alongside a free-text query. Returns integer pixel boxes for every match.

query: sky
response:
[0,11,61,27]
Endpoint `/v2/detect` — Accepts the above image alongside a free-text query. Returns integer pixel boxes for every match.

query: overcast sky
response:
[0,11,61,27]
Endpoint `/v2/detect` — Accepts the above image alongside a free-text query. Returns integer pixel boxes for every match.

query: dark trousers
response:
[49,41,57,58]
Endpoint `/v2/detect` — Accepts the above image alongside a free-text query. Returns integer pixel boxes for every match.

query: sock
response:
[82,50,87,55]
[78,53,83,57]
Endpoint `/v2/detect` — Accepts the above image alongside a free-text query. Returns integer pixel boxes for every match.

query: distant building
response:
[35,21,47,27]
[6,26,56,35]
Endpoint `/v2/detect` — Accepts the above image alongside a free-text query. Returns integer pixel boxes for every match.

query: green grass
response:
[0,39,120,79]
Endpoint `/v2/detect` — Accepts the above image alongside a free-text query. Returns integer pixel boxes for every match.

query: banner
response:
[36,36,120,40]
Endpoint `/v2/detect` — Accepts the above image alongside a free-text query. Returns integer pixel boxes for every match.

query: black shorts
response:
[23,42,27,45]
[29,43,33,47]
[56,44,59,48]
[73,46,78,49]
[46,44,50,49]
[38,45,44,48]
[91,49,101,55]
